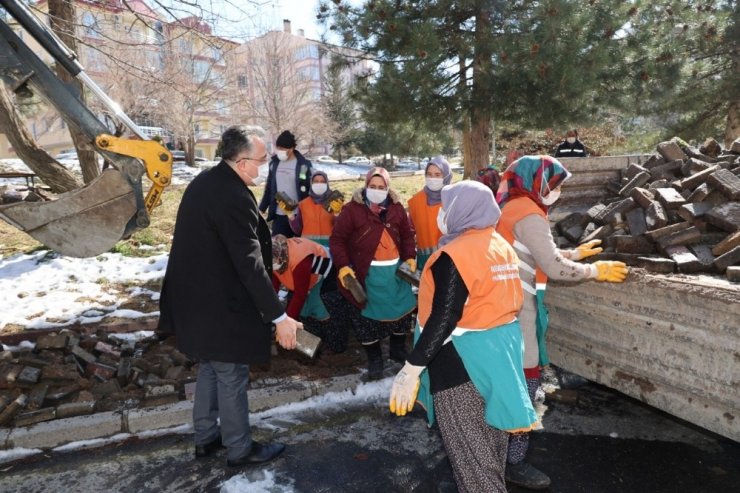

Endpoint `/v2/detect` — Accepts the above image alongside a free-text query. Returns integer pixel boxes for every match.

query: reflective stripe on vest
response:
[497,197,549,291]
[275,237,329,292]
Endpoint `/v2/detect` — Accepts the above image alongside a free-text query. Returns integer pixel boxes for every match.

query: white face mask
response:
[276,150,289,161]
[252,162,269,186]
[541,188,561,206]
[566,137,576,144]
[425,177,444,191]
[436,208,448,235]
[272,262,282,272]
[311,183,328,195]
[365,188,388,204]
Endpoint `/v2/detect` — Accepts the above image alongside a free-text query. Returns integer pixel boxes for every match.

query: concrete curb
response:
[2,372,364,451]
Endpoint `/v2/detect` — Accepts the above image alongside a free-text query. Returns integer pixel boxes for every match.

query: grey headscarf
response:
[438,180,501,247]
[424,155,453,205]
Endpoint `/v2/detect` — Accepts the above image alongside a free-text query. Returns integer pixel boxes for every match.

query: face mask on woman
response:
[311,183,328,195]
[425,177,444,191]
[541,188,561,206]
[276,150,289,161]
[366,188,388,204]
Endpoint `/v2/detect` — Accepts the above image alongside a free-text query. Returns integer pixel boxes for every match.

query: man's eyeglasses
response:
[236,155,268,165]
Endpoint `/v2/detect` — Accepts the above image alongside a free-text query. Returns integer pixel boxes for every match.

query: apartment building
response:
[0,1,371,160]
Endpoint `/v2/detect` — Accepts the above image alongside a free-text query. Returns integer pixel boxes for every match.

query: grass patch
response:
[0,175,455,259]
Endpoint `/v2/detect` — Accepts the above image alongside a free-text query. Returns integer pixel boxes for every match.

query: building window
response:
[82,12,100,38]
[238,75,248,89]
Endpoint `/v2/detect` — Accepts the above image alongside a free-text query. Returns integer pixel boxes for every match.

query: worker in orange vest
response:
[271,235,347,353]
[389,180,537,492]
[496,155,628,490]
[407,156,453,270]
[281,170,343,248]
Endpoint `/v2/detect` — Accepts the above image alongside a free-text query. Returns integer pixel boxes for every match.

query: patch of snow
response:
[0,447,42,465]
[108,330,155,343]
[220,469,294,493]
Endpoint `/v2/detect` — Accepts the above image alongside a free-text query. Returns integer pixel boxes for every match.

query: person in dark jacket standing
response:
[554,129,588,158]
[259,130,313,237]
[330,167,417,380]
[159,126,302,468]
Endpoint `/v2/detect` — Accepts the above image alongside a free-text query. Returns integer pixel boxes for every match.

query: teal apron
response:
[416,246,436,272]
[300,277,329,321]
[361,258,416,321]
[535,288,550,366]
[415,320,537,432]
[305,235,330,248]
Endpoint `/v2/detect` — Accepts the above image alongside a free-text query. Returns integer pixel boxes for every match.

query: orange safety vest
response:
[417,227,523,330]
[407,190,442,256]
[298,198,334,242]
[497,197,548,289]
[274,237,329,292]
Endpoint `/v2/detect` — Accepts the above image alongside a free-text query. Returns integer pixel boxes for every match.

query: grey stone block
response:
[8,411,122,449]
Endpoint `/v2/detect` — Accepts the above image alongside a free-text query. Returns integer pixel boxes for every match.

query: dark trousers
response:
[271,214,294,237]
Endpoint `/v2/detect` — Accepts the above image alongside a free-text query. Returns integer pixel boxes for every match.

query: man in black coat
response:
[159,126,301,467]
[554,129,588,158]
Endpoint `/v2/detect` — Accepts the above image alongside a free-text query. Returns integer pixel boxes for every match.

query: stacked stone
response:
[0,327,194,427]
[555,137,740,281]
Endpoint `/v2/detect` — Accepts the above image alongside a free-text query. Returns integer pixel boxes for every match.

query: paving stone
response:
[55,400,96,419]
[680,158,710,177]
[678,164,722,191]
[614,235,655,254]
[677,203,713,222]
[664,245,703,273]
[712,231,740,256]
[658,226,702,250]
[35,334,69,350]
[653,187,687,209]
[556,212,586,235]
[27,382,49,410]
[630,187,654,209]
[713,246,740,272]
[85,362,117,381]
[649,160,682,180]
[689,244,716,270]
[648,179,670,190]
[17,366,41,385]
[705,202,740,232]
[94,341,121,358]
[8,411,121,449]
[45,384,80,402]
[636,257,675,273]
[625,208,648,236]
[0,394,27,426]
[15,407,56,427]
[687,183,712,202]
[70,345,96,364]
[657,140,687,161]
[642,154,665,169]
[619,171,652,197]
[731,137,740,154]
[706,168,740,200]
[645,201,669,231]
[726,266,740,282]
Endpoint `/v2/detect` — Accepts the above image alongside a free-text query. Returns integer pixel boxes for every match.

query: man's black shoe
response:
[226,441,286,467]
[194,436,223,458]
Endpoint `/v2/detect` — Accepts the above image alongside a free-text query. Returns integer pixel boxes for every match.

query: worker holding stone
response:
[496,155,629,490]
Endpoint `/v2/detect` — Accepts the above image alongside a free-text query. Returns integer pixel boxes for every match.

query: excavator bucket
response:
[0,169,137,258]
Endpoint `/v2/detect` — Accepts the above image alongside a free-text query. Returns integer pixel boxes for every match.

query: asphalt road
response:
[0,382,737,493]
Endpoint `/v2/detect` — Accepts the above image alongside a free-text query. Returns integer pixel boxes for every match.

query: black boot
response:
[389,333,408,363]
[363,341,383,380]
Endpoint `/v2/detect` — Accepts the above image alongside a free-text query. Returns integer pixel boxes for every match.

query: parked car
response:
[314,155,339,164]
[171,150,207,164]
[344,156,371,165]
[54,149,77,161]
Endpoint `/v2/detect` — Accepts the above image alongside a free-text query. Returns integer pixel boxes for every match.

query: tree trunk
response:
[48,0,100,184]
[726,99,739,149]
[461,115,474,178]
[0,85,82,192]
[186,134,196,167]
[464,5,493,178]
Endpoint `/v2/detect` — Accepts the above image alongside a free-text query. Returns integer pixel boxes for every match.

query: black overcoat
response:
[159,161,284,364]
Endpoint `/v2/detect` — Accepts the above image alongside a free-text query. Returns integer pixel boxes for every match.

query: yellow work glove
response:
[328,198,343,214]
[276,200,296,220]
[404,258,417,273]
[338,266,356,288]
[590,261,629,283]
[572,239,603,261]
[389,362,424,417]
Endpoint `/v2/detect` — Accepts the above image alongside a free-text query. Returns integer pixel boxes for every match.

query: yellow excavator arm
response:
[0,0,172,257]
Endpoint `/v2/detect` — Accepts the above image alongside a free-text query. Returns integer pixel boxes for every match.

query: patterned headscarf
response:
[309,170,331,204]
[496,155,571,213]
[424,156,453,205]
[438,181,501,247]
[476,164,501,196]
[271,234,289,273]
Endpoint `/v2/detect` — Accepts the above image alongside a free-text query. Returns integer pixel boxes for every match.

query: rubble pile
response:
[555,137,740,281]
[0,328,196,428]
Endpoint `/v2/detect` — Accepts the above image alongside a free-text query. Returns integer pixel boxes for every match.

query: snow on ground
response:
[0,249,167,334]
[220,469,294,493]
